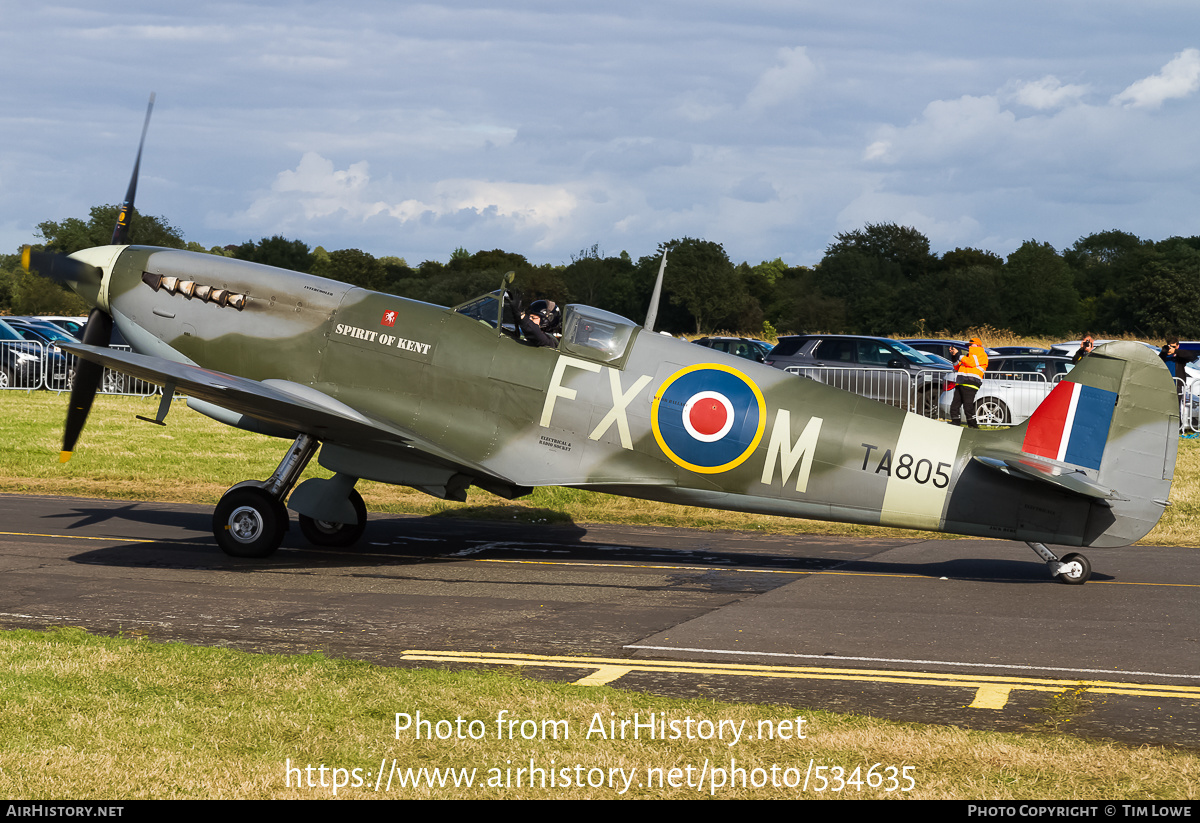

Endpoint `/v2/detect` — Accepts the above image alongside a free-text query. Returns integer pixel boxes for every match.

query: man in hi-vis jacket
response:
[948,337,989,428]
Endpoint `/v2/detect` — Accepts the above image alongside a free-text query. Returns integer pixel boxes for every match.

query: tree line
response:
[4,205,1199,340]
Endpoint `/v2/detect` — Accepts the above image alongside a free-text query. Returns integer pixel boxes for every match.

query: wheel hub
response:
[228,506,265,543]
[1058,560,1084,579]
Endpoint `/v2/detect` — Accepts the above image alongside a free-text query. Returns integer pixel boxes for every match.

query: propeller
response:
[22,93,156,462]
[112,92,154,246]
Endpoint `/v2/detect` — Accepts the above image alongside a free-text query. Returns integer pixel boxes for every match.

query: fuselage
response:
[67,244,1168,548]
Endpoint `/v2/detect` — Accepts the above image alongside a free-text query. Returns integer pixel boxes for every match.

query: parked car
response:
[902,338,1000,361]
[13,315,87,338]
[1052,339,1200,381]
[691,336,772,362]
[990,346,1050,356]
[0,319,45,389]
[4,319,77,389]
[939,354,1075,426]
[766,334,952,416]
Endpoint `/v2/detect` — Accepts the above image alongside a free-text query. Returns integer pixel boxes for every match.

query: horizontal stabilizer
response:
[971,452,1123,502]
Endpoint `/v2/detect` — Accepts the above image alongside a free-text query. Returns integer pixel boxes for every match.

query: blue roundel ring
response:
[651,364,766,474]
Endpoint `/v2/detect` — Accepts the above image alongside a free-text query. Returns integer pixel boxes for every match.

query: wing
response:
[61,342,516,489]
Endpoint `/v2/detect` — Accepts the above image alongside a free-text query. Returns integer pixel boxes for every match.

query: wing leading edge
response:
[60,342,518,490]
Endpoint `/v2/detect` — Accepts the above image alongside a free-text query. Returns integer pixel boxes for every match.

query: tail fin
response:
[973,341,1178,547]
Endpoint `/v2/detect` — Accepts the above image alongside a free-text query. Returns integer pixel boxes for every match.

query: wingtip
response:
[59,451,73,463]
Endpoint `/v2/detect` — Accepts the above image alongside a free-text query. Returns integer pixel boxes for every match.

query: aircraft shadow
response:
[51,501,1104,584]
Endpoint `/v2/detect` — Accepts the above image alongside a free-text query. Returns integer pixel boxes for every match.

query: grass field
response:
[1,628,1196,800]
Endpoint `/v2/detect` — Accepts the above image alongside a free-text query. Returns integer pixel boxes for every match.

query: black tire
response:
[213,486,288,558]
[974,397,1010,426]
[298,489,367,548]
[1055,552,1091,585]
[919,388,939,418]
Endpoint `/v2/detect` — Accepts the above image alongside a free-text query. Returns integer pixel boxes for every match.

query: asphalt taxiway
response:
[1,493,1197,748]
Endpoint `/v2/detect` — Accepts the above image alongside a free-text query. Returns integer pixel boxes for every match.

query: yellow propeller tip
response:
[59,451,73,463]
[20,246,31,271]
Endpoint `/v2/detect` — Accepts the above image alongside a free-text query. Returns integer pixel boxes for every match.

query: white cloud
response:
[237,153,578,237]
[745,46,818,111]
[388,180,579,227]
[1013,76,1089,110]
[864,94,1016,165]
[271,152,388,220]
[1111,48,1200,108]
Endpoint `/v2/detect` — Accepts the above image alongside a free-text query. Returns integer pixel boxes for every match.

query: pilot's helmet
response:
[530,299,560,332]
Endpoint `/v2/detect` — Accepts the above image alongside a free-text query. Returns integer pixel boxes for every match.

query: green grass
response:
[1,628,1196,800]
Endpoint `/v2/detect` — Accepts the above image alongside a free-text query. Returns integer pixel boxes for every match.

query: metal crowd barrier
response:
[0,341,156,396]
[966,370,1064,427]
[1177,377,1199,434]
[0,340,45,390]
[783,366,951,418]
[780,366,1066,426]
[782,365,1198,433]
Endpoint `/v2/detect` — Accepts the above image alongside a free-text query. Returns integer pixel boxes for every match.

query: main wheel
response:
[918,388,939,418]
[1055,552,1091,585]
[974,397,1010,426]
[299,489,367,548]
[213,486,288,558]
[102,369,125,394]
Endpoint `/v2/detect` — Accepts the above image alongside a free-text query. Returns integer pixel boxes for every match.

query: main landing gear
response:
[1026,541,1092,585]
[212,433,367,558]
[298,489,367,548]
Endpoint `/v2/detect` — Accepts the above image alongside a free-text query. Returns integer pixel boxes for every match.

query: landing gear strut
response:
[1027,541,1092,585]
[213,433,318,558]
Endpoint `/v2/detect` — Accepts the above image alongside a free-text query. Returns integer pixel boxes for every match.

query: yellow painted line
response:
[573,665,634,686]
[0,531,156,544]
[400,650,1200,709]
[970,685,1014,709]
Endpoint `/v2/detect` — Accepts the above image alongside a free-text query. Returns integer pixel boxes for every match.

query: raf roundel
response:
[651,364,766,473]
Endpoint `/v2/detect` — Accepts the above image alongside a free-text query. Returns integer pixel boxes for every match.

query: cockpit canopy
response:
[558,305,636,365]
[453,290,637,366]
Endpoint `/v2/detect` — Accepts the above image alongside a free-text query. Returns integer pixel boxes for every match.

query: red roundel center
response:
[689,399,728,436]
[682,391,735,442]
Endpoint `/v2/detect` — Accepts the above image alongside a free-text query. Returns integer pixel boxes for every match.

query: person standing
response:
[1159,336,1198,403]
[947,337,988,428]
[1072,334,1095,364]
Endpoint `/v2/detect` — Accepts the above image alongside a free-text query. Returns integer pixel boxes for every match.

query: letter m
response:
[761,410,822,493]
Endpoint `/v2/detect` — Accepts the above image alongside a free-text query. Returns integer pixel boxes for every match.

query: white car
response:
[940,355,1075,426]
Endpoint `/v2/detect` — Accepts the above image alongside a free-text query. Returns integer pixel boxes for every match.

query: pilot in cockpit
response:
[520,299,560,348]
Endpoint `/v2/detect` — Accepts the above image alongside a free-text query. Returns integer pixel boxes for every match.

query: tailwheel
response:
[213,486,288,558]
[1055,553,1092,585]
[298,489,367,548]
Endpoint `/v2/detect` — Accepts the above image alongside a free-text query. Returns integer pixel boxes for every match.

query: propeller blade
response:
[20,246,103,288]
[111,92,155,246]
[60,308,113,462]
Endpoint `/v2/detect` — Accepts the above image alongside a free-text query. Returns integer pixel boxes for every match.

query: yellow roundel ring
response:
[651,363,766,474]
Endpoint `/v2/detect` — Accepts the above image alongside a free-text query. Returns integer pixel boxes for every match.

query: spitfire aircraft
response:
[22,99,1181,584]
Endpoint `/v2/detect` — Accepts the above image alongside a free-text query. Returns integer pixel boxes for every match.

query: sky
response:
[3,1,1199,269]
